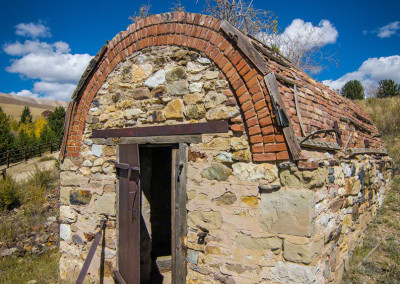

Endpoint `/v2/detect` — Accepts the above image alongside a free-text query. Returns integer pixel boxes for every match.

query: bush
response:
[0,177,20,210]
[27,165,58,190]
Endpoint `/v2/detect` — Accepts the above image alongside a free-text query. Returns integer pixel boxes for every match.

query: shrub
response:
[0,177,20,210]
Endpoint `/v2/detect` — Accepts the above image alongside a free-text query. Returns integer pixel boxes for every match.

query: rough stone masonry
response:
[59,12,393,284]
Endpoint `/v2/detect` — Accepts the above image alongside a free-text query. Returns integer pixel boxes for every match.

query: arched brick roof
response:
[62,11,385,162]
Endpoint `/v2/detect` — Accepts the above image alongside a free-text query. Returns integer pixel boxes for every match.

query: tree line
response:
[0,106,66,154]
[341,79,400,100]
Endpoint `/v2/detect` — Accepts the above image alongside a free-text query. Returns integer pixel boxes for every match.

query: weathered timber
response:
[264,73,301,160]
[354,111,373,125]
[340,117,372,135]
[156,256,172,273]
[92,121,229,138]
[294,85,306,136]
[252,41,292,68]
[60,101,76,161]
[346,147,388,157]
[118,135,202,145]
[220,21,269,75]
[296,137,341,151]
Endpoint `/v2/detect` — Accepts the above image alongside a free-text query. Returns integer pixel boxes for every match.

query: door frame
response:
[115,141,188,284]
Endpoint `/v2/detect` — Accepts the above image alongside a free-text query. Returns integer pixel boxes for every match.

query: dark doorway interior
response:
[139,146,172,283]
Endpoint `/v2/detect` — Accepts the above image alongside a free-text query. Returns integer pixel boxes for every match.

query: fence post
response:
[7,150,10,168]
[39,145,42,157]
[24,147,27,162]
[50,143,53,154]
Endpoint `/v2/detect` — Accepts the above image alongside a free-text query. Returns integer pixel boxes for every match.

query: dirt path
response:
[0,151,59,182]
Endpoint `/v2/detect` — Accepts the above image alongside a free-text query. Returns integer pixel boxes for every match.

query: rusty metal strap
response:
[75,220,107,284]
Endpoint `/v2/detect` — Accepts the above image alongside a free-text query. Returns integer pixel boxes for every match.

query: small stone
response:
[93,158,104,167]
[204,92,227,109]
[204,71,219,80]
[131,64,152,83]
[213,192,237,206]
[60,224,72,241]
[188,211,223,230]
[201,163,232,181]
[197,57,211,64]
[232,150,251,162]
[123,108,144,119]
[236,232,282,251]
[230,137,249,151]
[144,69,166,88]
[70,190,93,205]
[165,66,187,81]
[270,261,317,284]
[184,105,205,120]
[183,93,203,105]
[189,82,203,93]
[187,62,207,73]
[167,81,189,95]
[72,234,84,245]
[164,99,184,119]
[95,194,116,216]
[283,239,323,264]
[147,110,166,122]
[206,106,239,120]
[82,160,93,167]
[214,152,233,163]
[132,87,150,100]
[187,250,199,265]
[91,145,103,157]
[84,139,93,146]
[241,196,258,207]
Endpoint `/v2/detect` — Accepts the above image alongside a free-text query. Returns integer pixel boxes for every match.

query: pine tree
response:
[48,106,66,143]
[341,80,364,100]
[377,79,400,98]
[0,107,15,153]
[19,106,33,125]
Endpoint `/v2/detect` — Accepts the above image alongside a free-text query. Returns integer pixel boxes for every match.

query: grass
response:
[0,251,61,284]
[342,177,400,283]
[0,165,61,283]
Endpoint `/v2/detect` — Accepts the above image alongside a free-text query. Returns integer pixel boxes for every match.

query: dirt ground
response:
[0,151,59,182]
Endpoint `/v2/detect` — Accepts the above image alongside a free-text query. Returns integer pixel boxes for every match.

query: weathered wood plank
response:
[264,73,302,160]
[294,85,306,136]
[118,135,202,145]
[220,21,269,75]
[59,100,76,161]
[296,137,341,151]
[346,148,388,157]
[92,121,229,138]
[340,117,372,135]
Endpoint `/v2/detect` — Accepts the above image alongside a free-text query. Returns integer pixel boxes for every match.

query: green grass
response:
[0,251,61,284]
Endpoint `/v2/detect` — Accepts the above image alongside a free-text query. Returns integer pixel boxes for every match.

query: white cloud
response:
[15,22,51,38]
[4,38,92,101]
[10,89,40,98]
[322,55,400,91]
[377,21,400,38]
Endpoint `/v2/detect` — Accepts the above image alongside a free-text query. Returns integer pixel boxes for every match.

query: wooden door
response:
[116,144,140,284]
[172,143,188,284]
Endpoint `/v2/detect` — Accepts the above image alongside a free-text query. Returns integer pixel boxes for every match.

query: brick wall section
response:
[65,12,289,162]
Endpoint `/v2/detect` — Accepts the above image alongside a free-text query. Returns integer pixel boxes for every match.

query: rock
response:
[123,108,144,119]
[213,192,237,205]
[70,190,92,205]
[60,172,89,186]
[84,139,93,146]
[72,234,84,245]
[60,206,77,223]
[184,105,205,119]
[187,62,207,73]
[144,69,166,88]
[214,152,233,163]
[60,187,71,205]
[189,82,203,93]
[1,248,17,257]
[147,110,166,122]
[283,239,323,264]
[204,137,230,151]
[201,163,232,181]
[236,232,282,251]
[241,196,258,207]
[131,64,152,83]
[167,81,189,95]
[197,57,211,64]
[164,99,184,119]
[165,66,187,81]
[260,189,316,237]
[132,88,150,100]
[82,160,92,167]
[206,106,239,120]
[230,137,249,151]
[95,194,116,216]
[183,93,203,105]
[232,163,278,182]
[187,250,199,265]
[232,150,251,162]
[204,71,219,80]
[204,92,227,109]
[270,261,317,284]
[91,145,103,157]
[188,211,223,230]
[60,224,72,241]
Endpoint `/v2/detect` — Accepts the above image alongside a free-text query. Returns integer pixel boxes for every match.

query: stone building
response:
[59,12,393,284]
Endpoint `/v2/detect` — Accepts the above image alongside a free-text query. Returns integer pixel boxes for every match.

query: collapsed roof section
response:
[61,12,385,162]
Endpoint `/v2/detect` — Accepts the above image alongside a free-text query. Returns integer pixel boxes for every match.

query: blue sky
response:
[0,0,399,101]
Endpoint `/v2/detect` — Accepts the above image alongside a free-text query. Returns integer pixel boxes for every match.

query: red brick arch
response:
[65,12,289,162]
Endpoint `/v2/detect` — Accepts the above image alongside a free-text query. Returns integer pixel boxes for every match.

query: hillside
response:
[0,92,69,121]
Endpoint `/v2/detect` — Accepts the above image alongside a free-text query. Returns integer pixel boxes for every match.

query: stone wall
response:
[59,45,392,283]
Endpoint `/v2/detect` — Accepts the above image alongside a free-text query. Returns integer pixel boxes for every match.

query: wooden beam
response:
[264,73,302,160]
[92,120,229,138]
[220,21,269,75]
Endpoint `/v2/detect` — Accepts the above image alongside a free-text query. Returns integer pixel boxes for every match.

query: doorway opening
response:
[139,145,173,283]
